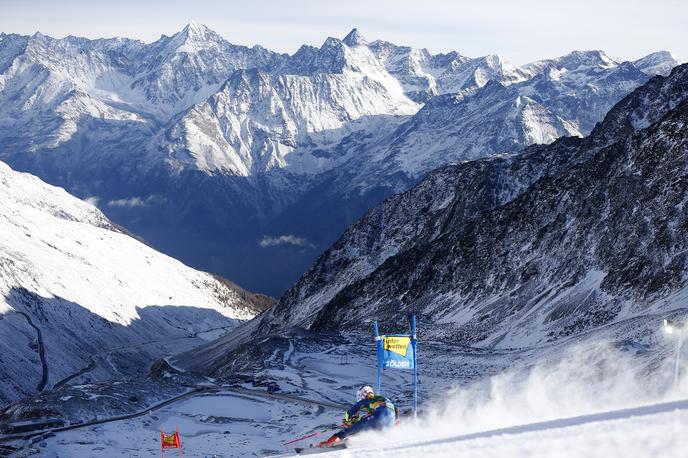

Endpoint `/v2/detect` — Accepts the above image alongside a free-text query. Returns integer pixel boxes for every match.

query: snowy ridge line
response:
[349,398,688,455]
[0,386,345,442]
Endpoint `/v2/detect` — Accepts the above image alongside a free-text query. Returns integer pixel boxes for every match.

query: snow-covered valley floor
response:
[32,391,337,457]
[7,307,688,457]
[21,381,688,458]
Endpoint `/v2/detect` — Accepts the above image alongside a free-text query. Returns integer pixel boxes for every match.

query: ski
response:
[295,443,348,454]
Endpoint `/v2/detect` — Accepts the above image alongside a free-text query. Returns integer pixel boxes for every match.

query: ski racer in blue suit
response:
[318,385,397,447]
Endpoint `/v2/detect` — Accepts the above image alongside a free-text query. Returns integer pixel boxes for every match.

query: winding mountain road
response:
[52,325,235,390]
[14,312,48,392]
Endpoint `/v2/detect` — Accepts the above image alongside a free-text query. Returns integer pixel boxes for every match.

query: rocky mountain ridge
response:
[256,64,688,348]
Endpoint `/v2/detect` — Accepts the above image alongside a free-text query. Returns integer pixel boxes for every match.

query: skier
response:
[317,385,397,447]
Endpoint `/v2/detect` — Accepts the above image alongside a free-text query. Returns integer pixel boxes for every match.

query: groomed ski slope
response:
[318,399,688,457]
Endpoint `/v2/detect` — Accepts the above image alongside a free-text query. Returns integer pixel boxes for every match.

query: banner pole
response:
[374,321,381,394]
[411,314,418,419]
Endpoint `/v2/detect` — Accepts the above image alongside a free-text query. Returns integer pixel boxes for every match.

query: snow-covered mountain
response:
[366,34,529,103]
[163,64,416,175]
[255,64,688,345]
[347,81,580,187]
[0,160,271,405]
[130,22,284,118]
[0,25,680,295]
[633,50,681,77]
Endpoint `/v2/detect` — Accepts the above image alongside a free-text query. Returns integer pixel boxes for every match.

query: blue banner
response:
[374,316,418,417]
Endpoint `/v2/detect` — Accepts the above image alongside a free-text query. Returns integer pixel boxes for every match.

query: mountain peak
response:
[169,21,224,52]
[633,50,681,76]
[342,28,367,46]
[640,50,677,60]
[321,36,343,49]
[183,21,209,34]
[560,50,617,69]
[179,21,214,40]
[482,53,509,68]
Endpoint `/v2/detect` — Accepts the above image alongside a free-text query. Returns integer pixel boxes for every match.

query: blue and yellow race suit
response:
[336,395,396,439]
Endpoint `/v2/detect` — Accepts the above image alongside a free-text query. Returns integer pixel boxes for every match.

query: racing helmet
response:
[356,385,375,401]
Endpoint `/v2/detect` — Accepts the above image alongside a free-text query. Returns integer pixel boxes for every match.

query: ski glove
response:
[343,413,360,428]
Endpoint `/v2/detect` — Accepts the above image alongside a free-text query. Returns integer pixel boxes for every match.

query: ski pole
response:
[282,424,342,446]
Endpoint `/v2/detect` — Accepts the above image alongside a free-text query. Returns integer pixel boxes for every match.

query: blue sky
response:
[1,0,686,64]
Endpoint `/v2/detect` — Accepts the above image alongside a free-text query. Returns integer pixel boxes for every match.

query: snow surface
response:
[15,322,688,457]
[339,403,688,458]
